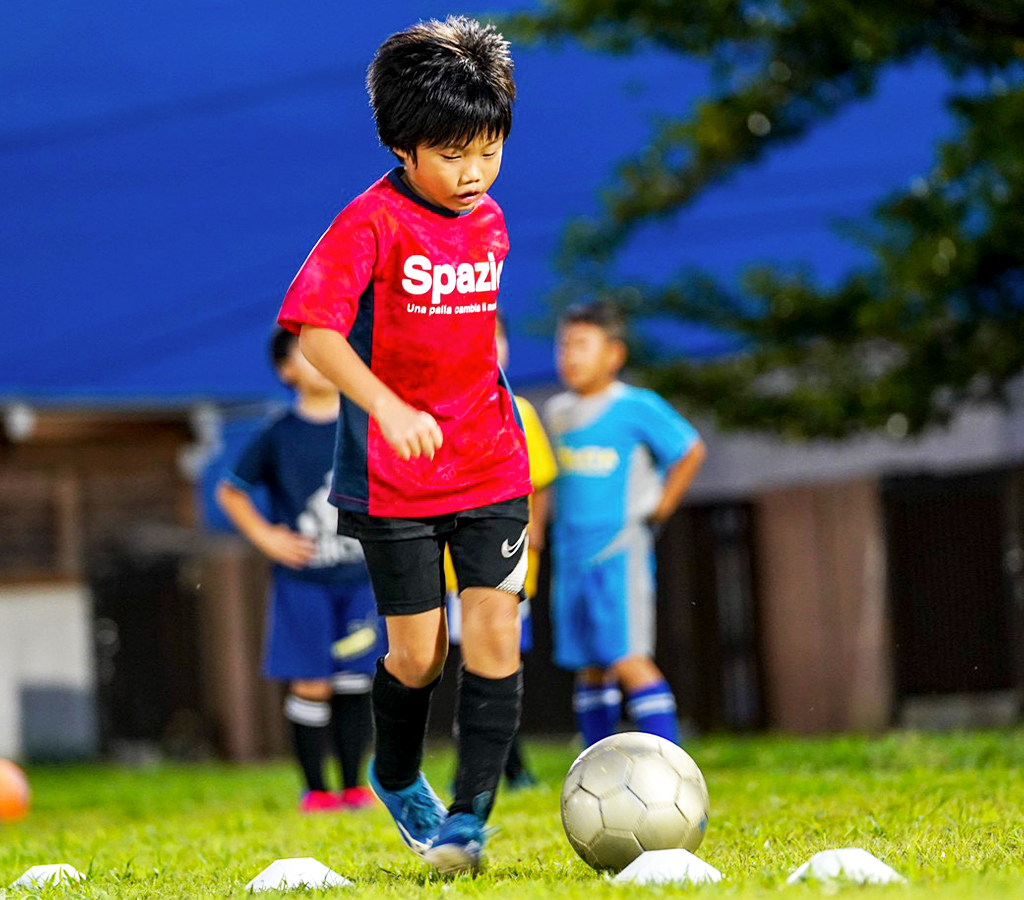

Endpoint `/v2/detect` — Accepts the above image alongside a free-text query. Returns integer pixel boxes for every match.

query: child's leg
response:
[373,608,448,789]
[353,531,450,854]
[582,535,679,743]
[503,736,525,780]
[573,667,622,747]
[505,605,536,785]
[425,500,529,873]
[264,574,342,804]
[328,581,386,793]
[330,680,372,790]
[356,533,449,792]
[285,680,332,793]
[453,586,522,817]
[552,555,618,747]
[610,533,680,743]
[614,656,680,744]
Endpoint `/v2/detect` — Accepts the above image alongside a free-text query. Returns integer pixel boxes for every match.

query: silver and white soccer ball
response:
[560,732,710,872]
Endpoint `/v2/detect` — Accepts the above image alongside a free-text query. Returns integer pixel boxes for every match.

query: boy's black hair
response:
[269,326,298,371]
[367,16,515,157]
[559,300,627,343]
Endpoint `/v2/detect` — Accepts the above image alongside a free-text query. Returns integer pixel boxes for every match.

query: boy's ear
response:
[610,338,628,371]
[276,359,298,387]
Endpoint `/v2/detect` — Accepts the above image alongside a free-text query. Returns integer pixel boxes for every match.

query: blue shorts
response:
[263,572,386,682]
[550,535,656,672]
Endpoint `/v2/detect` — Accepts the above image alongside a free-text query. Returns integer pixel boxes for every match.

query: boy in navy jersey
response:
[216,328,385,812]
[544,302,706,748]
[277,17,530,873]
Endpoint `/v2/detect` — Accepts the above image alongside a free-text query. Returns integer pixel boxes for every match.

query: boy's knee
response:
[385,644,447,688]
[611,655,662,690]
[577,666,609,687]
[463,593,519,648]
[460,598,521,677]
[289,679,332,701]
[474,606,519,645]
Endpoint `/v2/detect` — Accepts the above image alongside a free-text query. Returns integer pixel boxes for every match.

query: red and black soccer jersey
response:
[278,168,531,518]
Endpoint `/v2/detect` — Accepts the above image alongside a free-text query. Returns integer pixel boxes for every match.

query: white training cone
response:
[614,849,723,885]
[787,848,906,885]
[245,857,351,892]
[11,863,86,888]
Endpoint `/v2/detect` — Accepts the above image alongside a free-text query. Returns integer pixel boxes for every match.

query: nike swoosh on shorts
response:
[501,528,527,558]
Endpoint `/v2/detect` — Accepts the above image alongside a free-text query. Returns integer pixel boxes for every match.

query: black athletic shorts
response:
[338,496,530,617]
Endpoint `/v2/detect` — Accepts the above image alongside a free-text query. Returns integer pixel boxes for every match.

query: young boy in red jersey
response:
[276,17,529,874]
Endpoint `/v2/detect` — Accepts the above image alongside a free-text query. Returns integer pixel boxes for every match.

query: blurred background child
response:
[544,301,706,747]
[216,328,385,812]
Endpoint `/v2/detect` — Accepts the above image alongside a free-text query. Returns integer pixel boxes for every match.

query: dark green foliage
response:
[505,1,1024,437]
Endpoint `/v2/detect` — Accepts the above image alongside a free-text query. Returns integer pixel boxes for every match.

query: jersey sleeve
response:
[515,396,558,491]
[277,203,382,336]
[223,428,273,493]
[634,390,701,468]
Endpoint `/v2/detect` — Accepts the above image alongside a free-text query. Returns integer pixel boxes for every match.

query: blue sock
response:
[573,684,622,748]
[625,680,679,744]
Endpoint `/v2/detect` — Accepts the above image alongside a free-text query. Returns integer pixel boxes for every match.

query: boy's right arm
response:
[299,325,443,461]
[215,481,315,569]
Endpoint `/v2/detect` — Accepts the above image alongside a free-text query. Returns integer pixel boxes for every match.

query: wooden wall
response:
[753,479,894,732]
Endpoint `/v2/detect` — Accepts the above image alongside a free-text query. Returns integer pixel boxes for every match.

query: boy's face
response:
[395,133,503,213]
[556,322,626,396]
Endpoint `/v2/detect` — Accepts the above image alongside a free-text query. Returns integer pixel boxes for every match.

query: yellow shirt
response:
[445,394,557,599]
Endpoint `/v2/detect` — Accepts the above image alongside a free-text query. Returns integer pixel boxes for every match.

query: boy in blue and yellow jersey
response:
[544,301,706,748]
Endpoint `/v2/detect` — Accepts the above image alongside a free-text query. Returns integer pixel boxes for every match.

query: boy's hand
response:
[375,395,444,461]
[645,512,667,540]
[255,524,316,569]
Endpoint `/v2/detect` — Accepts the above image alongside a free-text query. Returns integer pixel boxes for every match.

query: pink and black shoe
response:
[339,785,376,810]
[299,789,345,813]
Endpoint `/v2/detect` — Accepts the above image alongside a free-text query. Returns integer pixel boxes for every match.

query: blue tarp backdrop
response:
[2,1,953,402]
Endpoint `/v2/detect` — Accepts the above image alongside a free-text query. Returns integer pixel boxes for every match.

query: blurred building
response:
[666,394,1024,734]
[0,406,191,759]
[0,404,287,762]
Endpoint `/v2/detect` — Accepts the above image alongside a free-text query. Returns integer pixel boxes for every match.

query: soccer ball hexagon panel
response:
[560,732,710,872]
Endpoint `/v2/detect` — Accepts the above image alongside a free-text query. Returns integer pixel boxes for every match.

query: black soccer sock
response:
[451,666,522,819]
[504,736,526,781]
[371,658,441,791]
[284,694,330,793]
[331,689,373,790]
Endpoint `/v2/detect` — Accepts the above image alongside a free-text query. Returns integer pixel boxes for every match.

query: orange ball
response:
[0,759,30,822]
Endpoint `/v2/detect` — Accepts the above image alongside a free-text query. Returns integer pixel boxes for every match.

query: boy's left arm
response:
[650,438,706,527]
[528,487,551,551]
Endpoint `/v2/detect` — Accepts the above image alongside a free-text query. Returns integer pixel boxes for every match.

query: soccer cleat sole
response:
[422,842,482,875]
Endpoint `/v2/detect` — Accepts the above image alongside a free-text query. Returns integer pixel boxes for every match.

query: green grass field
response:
[3,729,1023,898]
